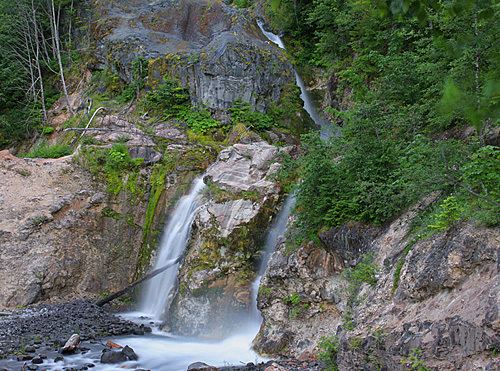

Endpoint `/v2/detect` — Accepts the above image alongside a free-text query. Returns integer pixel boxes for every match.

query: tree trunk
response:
[49,0,74,116]
[31,0,47,123]
[95,256,182,307]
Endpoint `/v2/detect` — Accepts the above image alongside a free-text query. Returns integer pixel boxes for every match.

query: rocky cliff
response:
[254,197,499,369]
[0,113,212,309]
[90,0,296,113]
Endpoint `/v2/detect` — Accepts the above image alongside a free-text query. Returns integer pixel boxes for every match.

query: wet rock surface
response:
[168,142,293,338]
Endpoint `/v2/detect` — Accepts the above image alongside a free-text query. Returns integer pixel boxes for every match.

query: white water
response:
[257,20,338,139]
[141,177,206,319]
[250,194,296,321]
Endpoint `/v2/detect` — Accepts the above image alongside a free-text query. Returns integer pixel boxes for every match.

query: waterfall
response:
[140,177,206,319]
[247,20,336,328]
[257,20,338,139]
[249,194,296,322]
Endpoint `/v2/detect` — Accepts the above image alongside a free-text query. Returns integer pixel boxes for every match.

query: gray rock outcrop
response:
[90,0,296,113]
[166,141,292,338]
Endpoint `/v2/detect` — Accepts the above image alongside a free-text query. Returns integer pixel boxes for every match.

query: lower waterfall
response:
[140,177,206,319]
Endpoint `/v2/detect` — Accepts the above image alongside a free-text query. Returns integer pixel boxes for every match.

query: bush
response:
[232,0,249,8]
[318,335,339,371]
[401,348,429,371]
[427,196,464,231]
[283,292,301,306]
[142,77,190,118]
[348,254,378,287]
[77,144,143,195]
[461,145,500,206]
[41,127,54,135]
[22,144,71,158]
[179,107,219,134]
[229,101,273,131]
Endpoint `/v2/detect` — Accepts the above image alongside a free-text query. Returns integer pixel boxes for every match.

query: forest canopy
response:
[265,0,499,237]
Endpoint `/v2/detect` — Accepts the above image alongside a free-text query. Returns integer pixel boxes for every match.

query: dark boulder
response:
[31,357,43,365]
[187,362,219,370]
[121,345,138,361]
[319,222,380,266]
[100,350,128,364]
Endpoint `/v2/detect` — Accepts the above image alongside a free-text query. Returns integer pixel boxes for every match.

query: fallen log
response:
[95,256,182,307]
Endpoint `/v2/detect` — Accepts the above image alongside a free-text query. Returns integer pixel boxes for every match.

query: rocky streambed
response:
[0,300,323,371]
[0,300,150,370]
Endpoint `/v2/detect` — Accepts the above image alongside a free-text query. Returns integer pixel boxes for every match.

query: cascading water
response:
[53,20,336,371]
[249,194,296,323]
[141,177,206,319]
[257,20,338,139]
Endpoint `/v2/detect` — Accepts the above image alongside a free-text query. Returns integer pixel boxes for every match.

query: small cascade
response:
[257,20,338,139]
[140,177,206,319]
[249,194,296,323]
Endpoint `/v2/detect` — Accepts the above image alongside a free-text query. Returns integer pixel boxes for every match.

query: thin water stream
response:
[141,177,206,319]
[257,20,338,139]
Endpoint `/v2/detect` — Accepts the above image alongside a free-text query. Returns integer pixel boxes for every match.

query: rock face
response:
[254,242,343,355]
[0,113,210,309]
[255,199,499,369]
[85,114,163,164]
[167,141,291,337]
[0,150,136,308]
[90,0,296,113]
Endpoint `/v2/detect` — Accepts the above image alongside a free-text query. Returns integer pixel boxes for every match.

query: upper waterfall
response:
[257,20,337,139]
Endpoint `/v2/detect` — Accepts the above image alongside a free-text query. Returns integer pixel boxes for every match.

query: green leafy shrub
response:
[142,77,190,118]
[427,196,464,231]
[105,144,132,171]
[77,144,143,195]
[318,335,339,371]
[258,285,273,298]
[232,0,249,8]
[349,254,378,287]
[22,144,71,158]
[283,292,301,306]
[229,101,273,131]
[461,145,500,225]
[349,336,363,349]
[41,127,54,135]
[273,152,300,193]
[401,348,429,371]
[179,107,219,134]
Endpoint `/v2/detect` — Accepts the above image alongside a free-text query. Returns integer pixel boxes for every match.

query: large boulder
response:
[166,142,293,338]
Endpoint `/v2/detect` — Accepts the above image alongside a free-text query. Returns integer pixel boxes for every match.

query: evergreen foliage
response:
[263,0,499,237]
